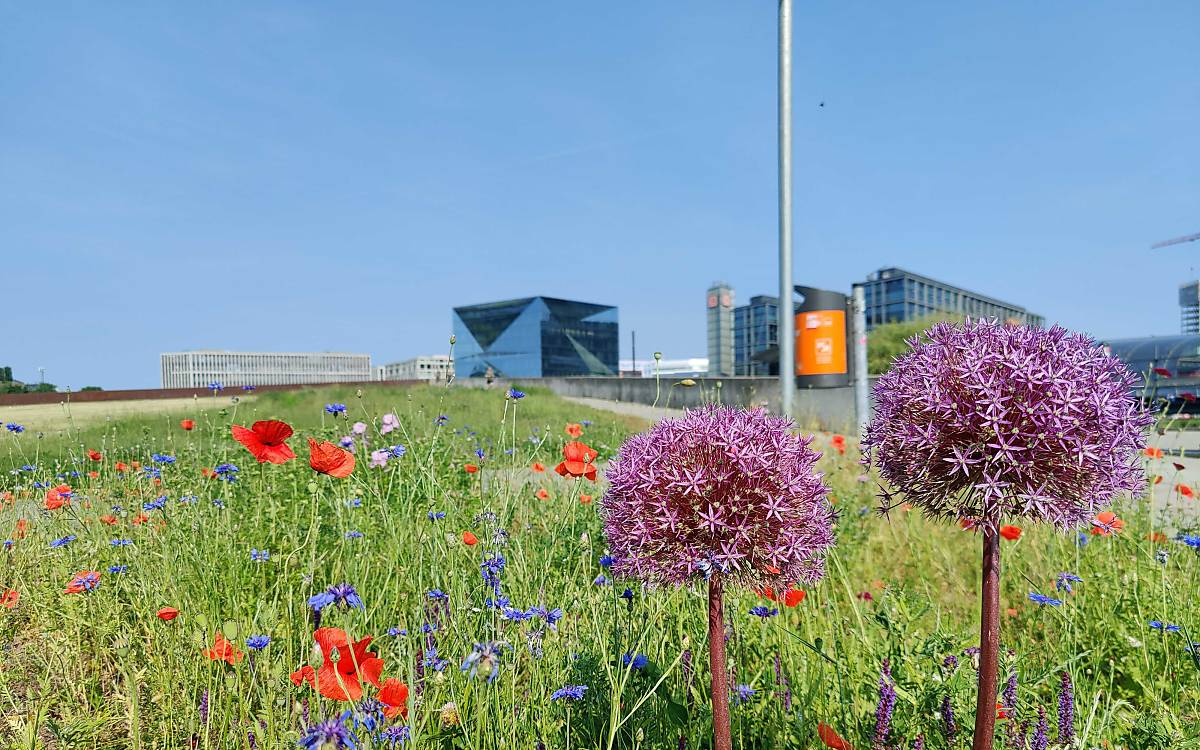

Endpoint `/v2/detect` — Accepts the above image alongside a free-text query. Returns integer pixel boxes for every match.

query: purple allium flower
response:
[864,321,1151,529]
[1057,671,1074,744]
[874,659,897,749]
[601,406,834,588]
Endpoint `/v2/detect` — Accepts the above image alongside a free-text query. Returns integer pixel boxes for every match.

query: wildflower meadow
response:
[2,343,1199,749]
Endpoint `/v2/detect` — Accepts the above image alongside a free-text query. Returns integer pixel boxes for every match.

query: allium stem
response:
[972,527,1001,750]
[708,574,732,750]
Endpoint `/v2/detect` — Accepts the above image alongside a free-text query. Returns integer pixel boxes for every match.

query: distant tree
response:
[80,386,103,392]
[27,382,57,393]
[868,314,963,375]
[0,366,11,382]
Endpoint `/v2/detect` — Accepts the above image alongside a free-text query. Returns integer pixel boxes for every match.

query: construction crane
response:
[1151,232,1200,249]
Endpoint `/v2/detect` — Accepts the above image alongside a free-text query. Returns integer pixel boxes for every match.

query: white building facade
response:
[381,355,454,383]
[160,351,373,389]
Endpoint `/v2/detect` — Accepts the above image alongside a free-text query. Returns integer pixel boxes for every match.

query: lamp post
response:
[778,0,795,419]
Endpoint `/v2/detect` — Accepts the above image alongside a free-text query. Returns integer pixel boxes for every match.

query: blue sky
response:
[2,1,1197,389]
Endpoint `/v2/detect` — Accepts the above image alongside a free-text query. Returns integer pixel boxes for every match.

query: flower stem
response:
[708,573,731,750]
[972,527,1001,750]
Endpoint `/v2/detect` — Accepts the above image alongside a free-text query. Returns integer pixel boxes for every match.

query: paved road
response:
[561,396,684,422]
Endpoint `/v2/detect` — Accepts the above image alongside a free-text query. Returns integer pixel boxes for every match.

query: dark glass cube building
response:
[452,297,618,378]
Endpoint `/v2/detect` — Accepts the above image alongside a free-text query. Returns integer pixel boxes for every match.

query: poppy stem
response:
[972,526,1001,750]
[708,573,732,750]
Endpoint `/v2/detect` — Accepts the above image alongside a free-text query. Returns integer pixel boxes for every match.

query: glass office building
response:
[856,267,1044,330]
[706,282,735,377]
[1180,282,1200,334]
[734,295,779,376]
[452,297,618,378]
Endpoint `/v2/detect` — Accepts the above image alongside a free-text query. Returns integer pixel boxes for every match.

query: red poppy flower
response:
[64,570,101,594]
[380,678,409,719]
[87,471,99,478]
[531,463,546,473]
[44,484,72,511]
[757,587,777,601]
[132,513,149,525]
[157,606,179,621]
[1091,511,1124,536]
[1145,447,1164,459]
[783,588,806,607]
[830,434,846,455]
[1147,531,1168,543]
[14,518,27,540]
[1153,367,1173,377]
[1,590,18,610]
[555,441,598,481]
[464,463,479,474]
[1152,475,1163,485]
[462,531,478,546]
[130,461,140,469]
[1175,462,1188,472]
[1177,484,1195,498]
[87,449,103,461]
[565,423,583,438]
[232,420,297,464]
[308,438,355,478]
[959,518,979,532]
[999,525,1022,541]
[203,630,244,665]
[180,419,195,431]
[580,494,593,504]
[99,514,119,526]
[294,627,383,701]
[818,722,853,750]
[535,488,550,500]
[1182,392,1197,402]
[115,461,129,473]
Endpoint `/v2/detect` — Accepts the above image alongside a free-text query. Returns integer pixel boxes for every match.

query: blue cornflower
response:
[250,548,270,562]
[6,423,25,433]
[19,464,36,472]
[1179,534,1200,549]
[212,499,225,509]
[50,535,76,549]
[325,403,347,415]
[461,641,506,682]
[179,495,197,504]
[423,647,449,671]
[390,445,406,458]
[379,725,411,745]
[1028,592,1063,607]
[108,564,128,574]
[1076,532,1089,547]
[733,684,756,705]
[427,589,449,601]
[387,627,408,637]
[151,453,176,465]
[475,448,486,460]
[339,436,354,449]
[111,504,124,513]
[1055,573,1083,593]
[298,715,357,750]
[143,496,167,511]
[346,497,362,508]
[427,511,445,521]
[208,381,223,391]
[214,463,238,481]
[421,622,438,634]
[529,606,564,628]
[309,592,337,611]
[110,538,133,547]
[621,652,649,670]
[593,574,609,586]
[550,685,588,702]
[620,587,634,601]
[749,605,779,618]
[581,420,593,427]
[502,607,533,622]
[246,635,271,650]
[435,414,449,425]
[599,555,615,568]
[242,385,256,392]
[506,388,526,400]
[32,481,49,489]
[1150,621,1182,632]
[3,540,13,550]
[344,531,364,539]
[327,582,364,610]
[142,467,162,480]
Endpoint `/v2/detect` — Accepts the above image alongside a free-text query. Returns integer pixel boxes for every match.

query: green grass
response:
[0,385,1196,749]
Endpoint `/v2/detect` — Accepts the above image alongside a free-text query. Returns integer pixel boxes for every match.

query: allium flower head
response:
[864,320,1151,529]
[601,405,834,588]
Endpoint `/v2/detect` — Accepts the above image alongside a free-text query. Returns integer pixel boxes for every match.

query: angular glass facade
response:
[857,267,1044,330]
[734,295,779,376]
[452,297,618,378]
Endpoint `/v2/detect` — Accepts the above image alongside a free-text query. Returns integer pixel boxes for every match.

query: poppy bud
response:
[157,606,179,621]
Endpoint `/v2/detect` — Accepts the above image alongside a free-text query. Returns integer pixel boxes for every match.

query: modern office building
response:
[855,267,1044,330]
[618,358,710,378]
[1101,334,1200,403]
[734,295,779,376]
[706,282,735,377]
[1180,282,1199,334]
[160,351,372,388]
[452,296,618,378]
[380,355,454,383]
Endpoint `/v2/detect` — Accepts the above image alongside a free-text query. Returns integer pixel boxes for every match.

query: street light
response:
[778,0,795,419]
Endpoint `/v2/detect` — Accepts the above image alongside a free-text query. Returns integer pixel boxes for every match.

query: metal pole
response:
[853,285,869,434]
[778,0,795,419]
[631,330,636,376]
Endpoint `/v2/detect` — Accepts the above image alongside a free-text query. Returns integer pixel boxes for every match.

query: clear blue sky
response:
[2,2,1197,389]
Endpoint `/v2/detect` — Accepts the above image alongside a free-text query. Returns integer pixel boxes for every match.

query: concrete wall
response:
[461,375,874,432]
